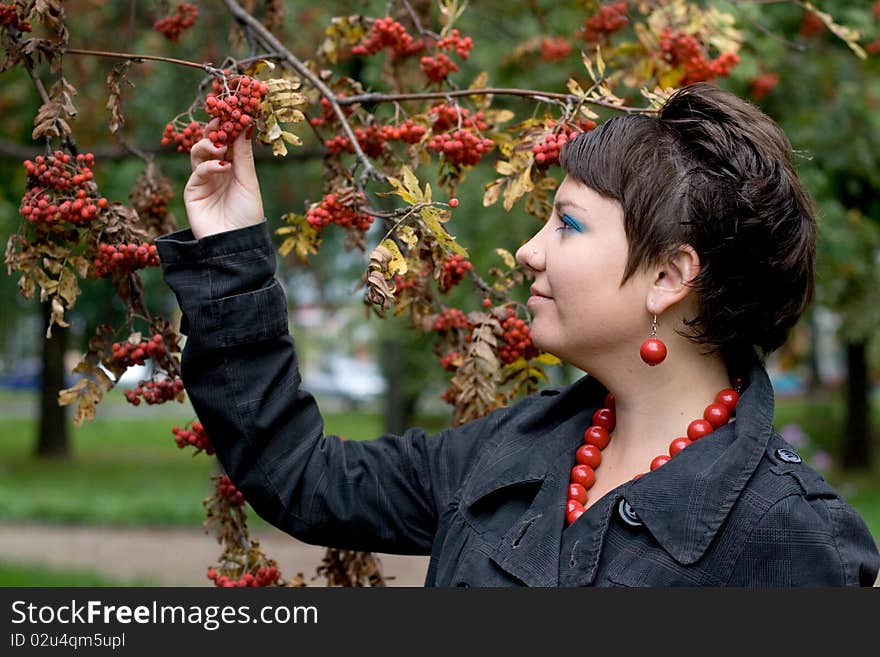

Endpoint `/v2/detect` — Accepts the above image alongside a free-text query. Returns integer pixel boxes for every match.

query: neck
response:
[581,341,733,477]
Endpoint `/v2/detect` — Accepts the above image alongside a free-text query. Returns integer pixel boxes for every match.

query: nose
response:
[515,234,544,273]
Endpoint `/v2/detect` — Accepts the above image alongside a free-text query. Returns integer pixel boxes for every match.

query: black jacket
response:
[156,220,880,587]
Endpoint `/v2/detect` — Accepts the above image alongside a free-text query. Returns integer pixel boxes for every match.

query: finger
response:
[229,125,259,187]
[190,138,227,171]
[187,158,232,189]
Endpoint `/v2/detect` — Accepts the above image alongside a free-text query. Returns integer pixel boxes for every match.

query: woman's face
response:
[514,176,650,367]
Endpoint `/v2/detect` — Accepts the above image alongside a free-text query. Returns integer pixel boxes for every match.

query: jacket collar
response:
[460,374,605,586]
[460,361,775,584]
[624,361,775,565]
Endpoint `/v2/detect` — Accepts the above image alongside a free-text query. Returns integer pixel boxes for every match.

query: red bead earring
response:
[640,314,667,366]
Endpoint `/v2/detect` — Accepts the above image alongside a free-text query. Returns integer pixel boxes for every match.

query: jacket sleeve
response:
[726,493,880,586]
[155,221,494,556]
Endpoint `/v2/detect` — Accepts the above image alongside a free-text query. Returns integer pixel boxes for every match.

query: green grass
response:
[0,559,157,586]
[0,388,877,539]
[0,396,448,528]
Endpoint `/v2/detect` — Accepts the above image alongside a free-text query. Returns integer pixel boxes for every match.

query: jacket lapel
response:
[460,374,606,586]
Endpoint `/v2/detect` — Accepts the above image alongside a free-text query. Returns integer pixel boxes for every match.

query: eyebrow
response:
[553,200,591,217]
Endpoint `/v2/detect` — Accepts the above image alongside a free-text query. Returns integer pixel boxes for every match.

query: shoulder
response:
[730,432,880,586]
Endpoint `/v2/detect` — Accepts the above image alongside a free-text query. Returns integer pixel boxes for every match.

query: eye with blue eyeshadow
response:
[556,213,584,233]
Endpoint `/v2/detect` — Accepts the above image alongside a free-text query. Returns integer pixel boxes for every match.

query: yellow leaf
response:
[57,267,79,306]
[380,239,408,278]
[396,225,418,250]
[486,109,515,124]
[595,45,605,79]
[385,166,424,205]
[281,130,302,146]
[566,77,585,98]
[275,107,306,124]
[495,248,516,269]
[483,179,503,207]
[420,206,467,257]
[535,352,561,366]
[272,139,288,157]
[495,160,516,176]
[469,71,488,90]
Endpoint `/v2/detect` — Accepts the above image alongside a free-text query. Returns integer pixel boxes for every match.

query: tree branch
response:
[221,0,384,186]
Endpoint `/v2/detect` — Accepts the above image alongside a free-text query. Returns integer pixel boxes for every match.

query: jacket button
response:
[618,499,643,527]
[776,448,802,464]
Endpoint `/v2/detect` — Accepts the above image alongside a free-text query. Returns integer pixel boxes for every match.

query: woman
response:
[156,83,879,586]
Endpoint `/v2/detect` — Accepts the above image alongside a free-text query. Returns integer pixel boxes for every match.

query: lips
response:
[530,286,553,299]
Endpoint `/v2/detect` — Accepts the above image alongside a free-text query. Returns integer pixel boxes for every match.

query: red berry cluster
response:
[161,120,204,153]
[20,152,106,226]
[309,97,353,128]
[439,254,473,293]
[428,129,494,167]
[432,307,470,333]
[0,3,31,31]
[305,193,374,231]
[93,243,159,277]
[659,28,739,85]
[124,377,184,406]
[172,421,214,455]
[498,309,539,365]
[749,73,779,100]
[429,103,488,132]
[153,3,198,42]
[437,29,473,59]
[541,37,572,62]
[420,29,473,83]
[420,53,459,83]
[582,2,628,43]
[426,105,493,166]
[439,350,460,372]
[218,475,245,506]
[800,11,825,38]
[208,566,279,588]
[532,119,597,167]
[324,120,426,158]
[351,17,424,58]
[205,75,268,148]
[110,334,166,368]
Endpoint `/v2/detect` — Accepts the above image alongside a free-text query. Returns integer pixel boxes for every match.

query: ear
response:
[645,245,701,316]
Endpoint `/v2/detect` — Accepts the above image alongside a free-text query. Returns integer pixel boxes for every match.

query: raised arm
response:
[155,128,494,555]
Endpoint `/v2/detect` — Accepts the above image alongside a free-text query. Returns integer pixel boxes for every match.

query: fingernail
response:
[218,160,230,166]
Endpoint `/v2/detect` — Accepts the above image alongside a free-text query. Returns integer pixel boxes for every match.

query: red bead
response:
[571,464,596,489]
[576,444,602,468]
[566,507,585,525]
[583,426,610,450]
[566,499,585,516]
[604,392,615,411]
[592,408,616,432]
[650,455,670,471]
[639,338,667,366]
[632,473,644,480]
[703,402,730,428]
[669,436,692,456]
[687,419,714,441]
[568,483,588,505]
[715,388,739,412]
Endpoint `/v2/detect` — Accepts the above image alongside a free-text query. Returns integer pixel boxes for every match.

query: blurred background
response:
[0,0,878,586]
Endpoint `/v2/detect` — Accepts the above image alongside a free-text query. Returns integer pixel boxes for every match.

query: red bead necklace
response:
[565,382,741,526]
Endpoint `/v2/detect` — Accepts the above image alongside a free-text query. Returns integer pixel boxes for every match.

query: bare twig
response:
[63,47,207,70]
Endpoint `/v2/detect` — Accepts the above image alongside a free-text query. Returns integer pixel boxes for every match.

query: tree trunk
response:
[842,340,871,470]
[35,302,70,459]
[381,337,418,435]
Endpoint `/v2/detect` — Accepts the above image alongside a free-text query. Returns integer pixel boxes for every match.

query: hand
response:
[184,118,265,239]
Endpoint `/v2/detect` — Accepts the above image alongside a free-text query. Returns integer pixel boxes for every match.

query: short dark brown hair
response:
[559,82,816,365]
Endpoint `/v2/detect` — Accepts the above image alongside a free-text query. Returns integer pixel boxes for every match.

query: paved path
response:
[0,521,430,587]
